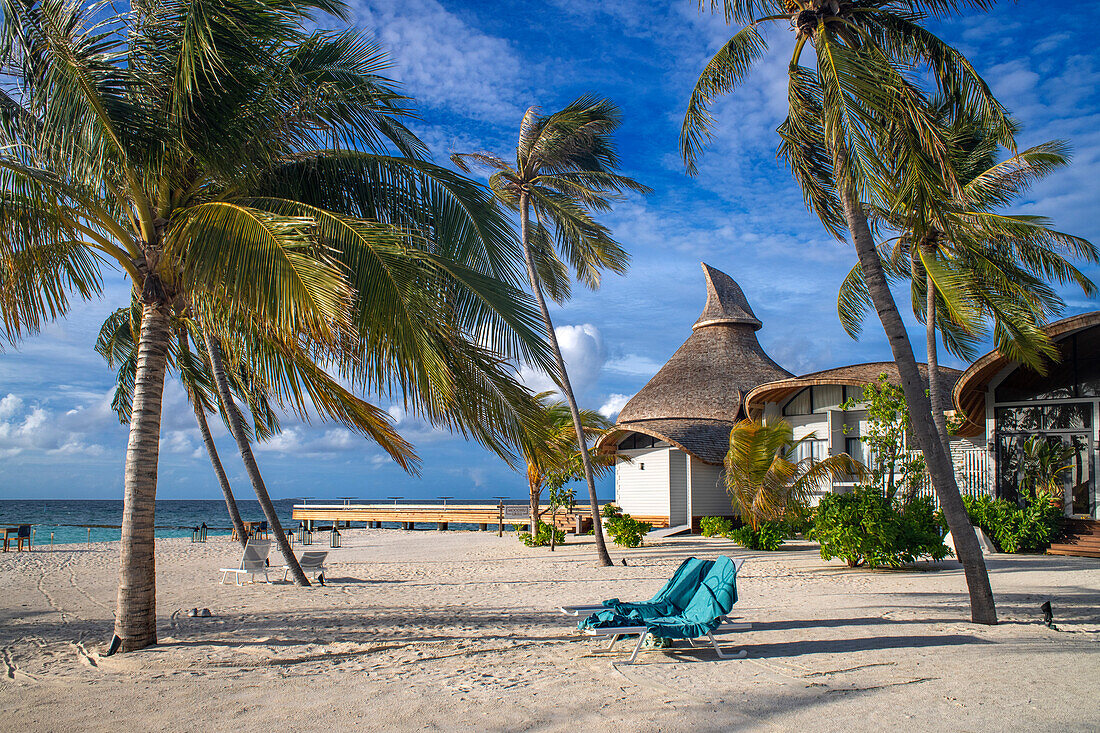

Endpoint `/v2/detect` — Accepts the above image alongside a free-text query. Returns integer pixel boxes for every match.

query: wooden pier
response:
[291,502,669,533]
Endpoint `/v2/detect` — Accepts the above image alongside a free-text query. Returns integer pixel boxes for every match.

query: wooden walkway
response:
[291,503,670,532]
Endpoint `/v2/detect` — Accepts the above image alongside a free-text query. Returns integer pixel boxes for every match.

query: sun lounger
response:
[282,551,328,582]
[560,556,745,622]
[219,539,272,585]
[578,555,748,663]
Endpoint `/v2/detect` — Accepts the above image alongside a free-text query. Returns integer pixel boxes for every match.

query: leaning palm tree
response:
[839,109,1097,451]
[724,419,863,528]
[517,391,616,541]
[0,0,549,651]
[682,1,1017,622]
[453,96,651,566]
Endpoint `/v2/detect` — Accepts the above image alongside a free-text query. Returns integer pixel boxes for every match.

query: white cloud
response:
[519,323,606,397]
[0,391,120,458]
[350,0,526,123]
[598,393,633,419]
[0,393,23,419]
[604,354,663,379]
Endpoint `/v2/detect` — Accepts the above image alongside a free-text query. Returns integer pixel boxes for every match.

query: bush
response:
[781,501,815,538]
[601,504,652,548]
[517,521,564,547]
[728,521,785,551]
[963,492,1062,553]
[810,486,950,568]
[700,516,734,537]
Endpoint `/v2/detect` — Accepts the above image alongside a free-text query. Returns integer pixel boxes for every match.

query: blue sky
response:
[1,1,1098,501]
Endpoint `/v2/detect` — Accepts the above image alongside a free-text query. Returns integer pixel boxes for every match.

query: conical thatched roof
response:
[600,263,791,464]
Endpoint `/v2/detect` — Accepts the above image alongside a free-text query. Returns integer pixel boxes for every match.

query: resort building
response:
[599,263,1099,545]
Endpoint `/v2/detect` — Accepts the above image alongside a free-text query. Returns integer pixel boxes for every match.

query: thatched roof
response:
[600,263,791,465]
[744,361,961,417]
[952,311,1100,437]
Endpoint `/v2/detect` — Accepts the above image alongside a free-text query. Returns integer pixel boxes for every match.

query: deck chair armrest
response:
[582,625,648,636]
[560,604,608,616]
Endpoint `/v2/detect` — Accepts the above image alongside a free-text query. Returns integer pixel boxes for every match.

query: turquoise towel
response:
[579,556,739,639]
[596,556,713,620]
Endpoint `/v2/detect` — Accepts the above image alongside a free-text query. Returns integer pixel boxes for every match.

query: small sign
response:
[501,505,530,520]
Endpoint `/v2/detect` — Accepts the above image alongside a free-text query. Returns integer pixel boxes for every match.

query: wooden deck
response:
[1048,518,1100,558]
[291,503,671,532]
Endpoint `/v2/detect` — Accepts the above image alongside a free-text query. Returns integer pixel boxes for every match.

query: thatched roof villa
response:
[598,263,1099,549]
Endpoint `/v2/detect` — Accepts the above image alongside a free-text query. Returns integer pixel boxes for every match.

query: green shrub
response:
[781,501,815,538]
[962,492,1062,553]
[810,487,950,568]
[601,504,652,548]
[727,521,785,551]
[700,516,734,537]
[517,521,564,547]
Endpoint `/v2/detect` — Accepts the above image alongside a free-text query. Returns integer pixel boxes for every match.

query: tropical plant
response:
[682,0,1016,623]
[544,477,576,551]
[723,418,863,529]
[453,96,651,566]
[1017,435,1075,503]
[0,0,550,652]
[962,491,1062,553]
[812,487,950,567]
[700,516,734,538]
[515,391,615,543]
[841,375,927,501]
[838,108,1097,450]
[517,520,565,548]
[601,503,652,548]
[728,521,786,551]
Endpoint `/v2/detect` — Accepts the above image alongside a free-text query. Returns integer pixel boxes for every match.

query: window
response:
[783,388,811,416]
[845,437,865,465]
[813,385,843,412]
[617,433,665,450]
[794,438,828,463]
[995,327,1100,402]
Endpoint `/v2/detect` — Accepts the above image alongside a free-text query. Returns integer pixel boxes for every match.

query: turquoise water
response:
[0,499,298,545]
[0,498,548,545]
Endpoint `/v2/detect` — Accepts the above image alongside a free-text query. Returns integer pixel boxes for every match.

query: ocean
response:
[0,498,544,546]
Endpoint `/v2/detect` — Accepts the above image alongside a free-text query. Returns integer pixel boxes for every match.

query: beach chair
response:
[219,539,272,585]
[255,521,269,540]
[578,555,748,664]
[560,556,745,625]
[282,551,328,583]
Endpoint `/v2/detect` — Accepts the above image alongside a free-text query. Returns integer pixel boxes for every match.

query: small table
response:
[232,521,266,541]
[1,527,28,552]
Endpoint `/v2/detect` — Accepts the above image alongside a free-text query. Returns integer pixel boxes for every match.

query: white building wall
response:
[615,446,671,518]
[669,450,688,525]
[688,457,732,516]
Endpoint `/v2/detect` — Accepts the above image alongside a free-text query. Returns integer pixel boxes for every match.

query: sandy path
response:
[0,530,1097,732]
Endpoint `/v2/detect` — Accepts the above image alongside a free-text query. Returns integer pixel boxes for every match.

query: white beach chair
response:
[219,539,272,585]
[282,551,328,583]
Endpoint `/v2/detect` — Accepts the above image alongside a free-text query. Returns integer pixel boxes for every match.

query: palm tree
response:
[96,306,262,548]
[453,96,651,567]
[0,0,549,651]
[518,391,616,543]
[681,1,1016,622]
[724,419,863,529]
[838,110,1097,452]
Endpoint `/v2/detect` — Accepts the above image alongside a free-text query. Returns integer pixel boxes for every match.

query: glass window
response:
[813,385,844,412]
[995,327,1100,402]
[783,388,811,416]
[794,438,828,462]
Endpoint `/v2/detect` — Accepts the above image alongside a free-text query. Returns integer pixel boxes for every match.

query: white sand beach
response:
[0,530,1097,732]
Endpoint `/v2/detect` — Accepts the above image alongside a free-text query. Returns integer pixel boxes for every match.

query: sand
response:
[0,529,1097,732]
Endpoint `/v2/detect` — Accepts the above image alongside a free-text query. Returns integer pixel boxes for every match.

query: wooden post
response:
[437,522,448,531]
[479,523,487,531]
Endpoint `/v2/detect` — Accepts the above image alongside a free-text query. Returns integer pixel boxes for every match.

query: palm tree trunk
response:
[518,193,613,566]
[528,466,541,540]
[202,330,309,586]
[836,176,996,624]
[925,272,952,457]
[178,328,249,546]
[113,303,171,652]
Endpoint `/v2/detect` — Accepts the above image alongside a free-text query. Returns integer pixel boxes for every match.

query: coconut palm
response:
[838,109,1097,451]
[518,391,616,544]
[0,0,549,651]
[453,96,651,566]
[724,419,863,529]
[682,0,1018,622]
